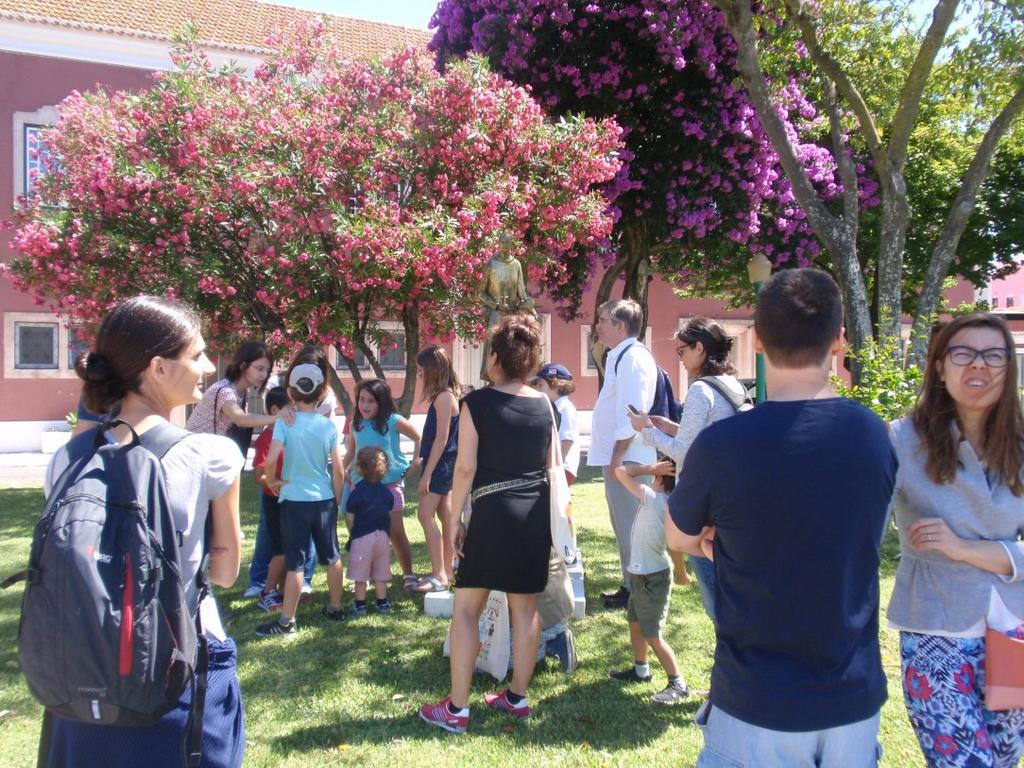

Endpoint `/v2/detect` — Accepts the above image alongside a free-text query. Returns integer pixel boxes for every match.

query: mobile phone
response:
[626,403,641,416]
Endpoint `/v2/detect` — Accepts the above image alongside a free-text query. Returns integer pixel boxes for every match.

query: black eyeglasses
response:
[675,343,691,358]
[945,346,1012,368]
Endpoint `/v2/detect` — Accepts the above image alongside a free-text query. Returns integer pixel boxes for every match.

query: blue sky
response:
[272,0,441,29]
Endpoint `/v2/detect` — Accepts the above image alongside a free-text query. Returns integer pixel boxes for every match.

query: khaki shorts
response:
[627,568,671,638]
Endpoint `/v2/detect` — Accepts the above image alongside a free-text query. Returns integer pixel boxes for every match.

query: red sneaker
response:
[419,697,468,734]
[484,689,530,719]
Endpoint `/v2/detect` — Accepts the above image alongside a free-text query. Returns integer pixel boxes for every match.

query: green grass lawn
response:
[0,466,924,767]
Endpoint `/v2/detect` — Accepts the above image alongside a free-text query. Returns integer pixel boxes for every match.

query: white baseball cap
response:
[288,363,324,395]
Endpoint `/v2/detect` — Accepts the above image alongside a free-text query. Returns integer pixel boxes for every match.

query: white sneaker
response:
[243,585,263,599]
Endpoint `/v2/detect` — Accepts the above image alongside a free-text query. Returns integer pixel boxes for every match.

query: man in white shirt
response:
[587,299,657,608]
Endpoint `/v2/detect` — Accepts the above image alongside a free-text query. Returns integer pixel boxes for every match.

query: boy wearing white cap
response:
[256,358,346,636]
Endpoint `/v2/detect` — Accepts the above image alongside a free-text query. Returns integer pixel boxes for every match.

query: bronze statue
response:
[479,239,535,382]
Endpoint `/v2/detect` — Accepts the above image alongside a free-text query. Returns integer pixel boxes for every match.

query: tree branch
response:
[717,0,846,252]
[908,76,1024,366]
[887,0,961,168]
[821,75,859,231]
[781,0,889,179]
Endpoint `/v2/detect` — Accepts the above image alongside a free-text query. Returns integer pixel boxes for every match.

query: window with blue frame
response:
[24,124,53,196]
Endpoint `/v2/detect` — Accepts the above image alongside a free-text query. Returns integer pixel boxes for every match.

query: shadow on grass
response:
[270,672,700,755]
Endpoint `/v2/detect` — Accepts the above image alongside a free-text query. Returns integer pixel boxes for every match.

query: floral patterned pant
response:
[901,631,1024,768]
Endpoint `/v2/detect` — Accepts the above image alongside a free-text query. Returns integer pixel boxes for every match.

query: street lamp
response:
[747,253,773,404]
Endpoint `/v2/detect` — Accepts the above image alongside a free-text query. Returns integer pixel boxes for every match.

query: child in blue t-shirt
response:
[343,378,421,590]
[346,446,395,616]
[256,361,345,637]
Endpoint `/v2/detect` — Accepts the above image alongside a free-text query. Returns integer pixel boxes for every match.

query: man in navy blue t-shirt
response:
[667,269,897,767]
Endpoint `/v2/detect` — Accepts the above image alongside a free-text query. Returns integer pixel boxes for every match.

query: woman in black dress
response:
[420,314,555,733]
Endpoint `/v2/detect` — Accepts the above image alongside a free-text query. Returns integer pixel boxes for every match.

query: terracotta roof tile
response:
[0,0,432,56]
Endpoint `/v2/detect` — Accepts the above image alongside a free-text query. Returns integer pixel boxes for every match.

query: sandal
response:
[412,576,449,593]
[403,574,421,591]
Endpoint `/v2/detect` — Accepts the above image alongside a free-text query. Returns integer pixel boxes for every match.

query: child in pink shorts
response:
[345,446,394,616]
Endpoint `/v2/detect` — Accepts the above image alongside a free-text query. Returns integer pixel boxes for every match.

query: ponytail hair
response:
[677,316,736,377]
[490,314,543,381]
[77,295,201,414]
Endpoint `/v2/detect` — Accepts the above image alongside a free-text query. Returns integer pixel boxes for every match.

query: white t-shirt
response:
[45,430,243,641]
[554,396,581,476]
[628,486,671,575]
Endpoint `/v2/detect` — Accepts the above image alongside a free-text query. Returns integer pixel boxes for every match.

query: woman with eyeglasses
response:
[888,313,1024,767]
[186,341,277,458]
[627,316,747,623]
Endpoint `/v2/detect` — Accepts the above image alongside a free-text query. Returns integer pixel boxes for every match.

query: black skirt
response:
[455,482,552,594]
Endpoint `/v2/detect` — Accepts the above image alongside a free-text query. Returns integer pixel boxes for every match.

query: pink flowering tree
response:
[430,0,871,355]
[6,23,621,413]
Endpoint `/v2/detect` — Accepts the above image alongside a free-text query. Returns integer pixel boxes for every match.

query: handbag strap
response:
[543,396,565,471]
[213,381,245,435]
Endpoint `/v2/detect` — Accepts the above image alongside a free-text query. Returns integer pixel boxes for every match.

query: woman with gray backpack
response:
[37,296,245,767]
[628,316,749,625]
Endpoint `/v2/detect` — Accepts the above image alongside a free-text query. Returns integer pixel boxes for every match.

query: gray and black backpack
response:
[2,421,210,765]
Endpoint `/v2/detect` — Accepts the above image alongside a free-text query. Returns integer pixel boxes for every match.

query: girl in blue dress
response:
[343,378,422,590]
[413,346,460,592]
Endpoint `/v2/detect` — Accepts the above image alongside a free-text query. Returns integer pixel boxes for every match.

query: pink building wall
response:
[984,265,1024,311]
[0,51,153,425]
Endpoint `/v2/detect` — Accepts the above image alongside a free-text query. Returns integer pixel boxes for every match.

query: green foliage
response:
[833,333,922,421]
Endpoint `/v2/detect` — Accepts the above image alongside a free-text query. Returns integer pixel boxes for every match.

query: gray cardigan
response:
[887,418,1024,632]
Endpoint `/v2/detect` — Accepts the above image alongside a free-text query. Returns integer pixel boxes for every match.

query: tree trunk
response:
[324,363,352,418]
[587,217,652,386]
[874,185,911,345]
[589,249,629,380]
[396,304,421,417]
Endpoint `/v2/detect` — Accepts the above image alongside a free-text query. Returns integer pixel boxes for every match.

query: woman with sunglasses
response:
[888,313,1024,767]
[628,316,746,622]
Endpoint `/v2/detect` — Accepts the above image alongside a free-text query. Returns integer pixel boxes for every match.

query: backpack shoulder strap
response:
[138,422,193,459]
[614,340,646,375]
[697,376,744,412]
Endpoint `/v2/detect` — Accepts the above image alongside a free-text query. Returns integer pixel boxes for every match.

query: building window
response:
[67,327,89,370]
[377,331,407,371]
[993,296,1000,309]
[333,321,407,376]
[336,347,367,371]
[1008,296,1015,308]
[580,323,653,378]
[14,107,59,202]
[581,325,599,372]
[15,322,59,369]
[23,124,53,196]
[4,311,84,379]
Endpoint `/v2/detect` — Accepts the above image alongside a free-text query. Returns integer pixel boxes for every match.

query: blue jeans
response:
[248,493,315,590]
[694,700,882,767]
[689,554,716,626]
[47,637,245,768]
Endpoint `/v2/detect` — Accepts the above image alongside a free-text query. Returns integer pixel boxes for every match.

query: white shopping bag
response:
[442,590,510,681]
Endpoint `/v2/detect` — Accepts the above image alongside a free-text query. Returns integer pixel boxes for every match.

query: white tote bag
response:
[545,398,577,563]
[442,590,511,681]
